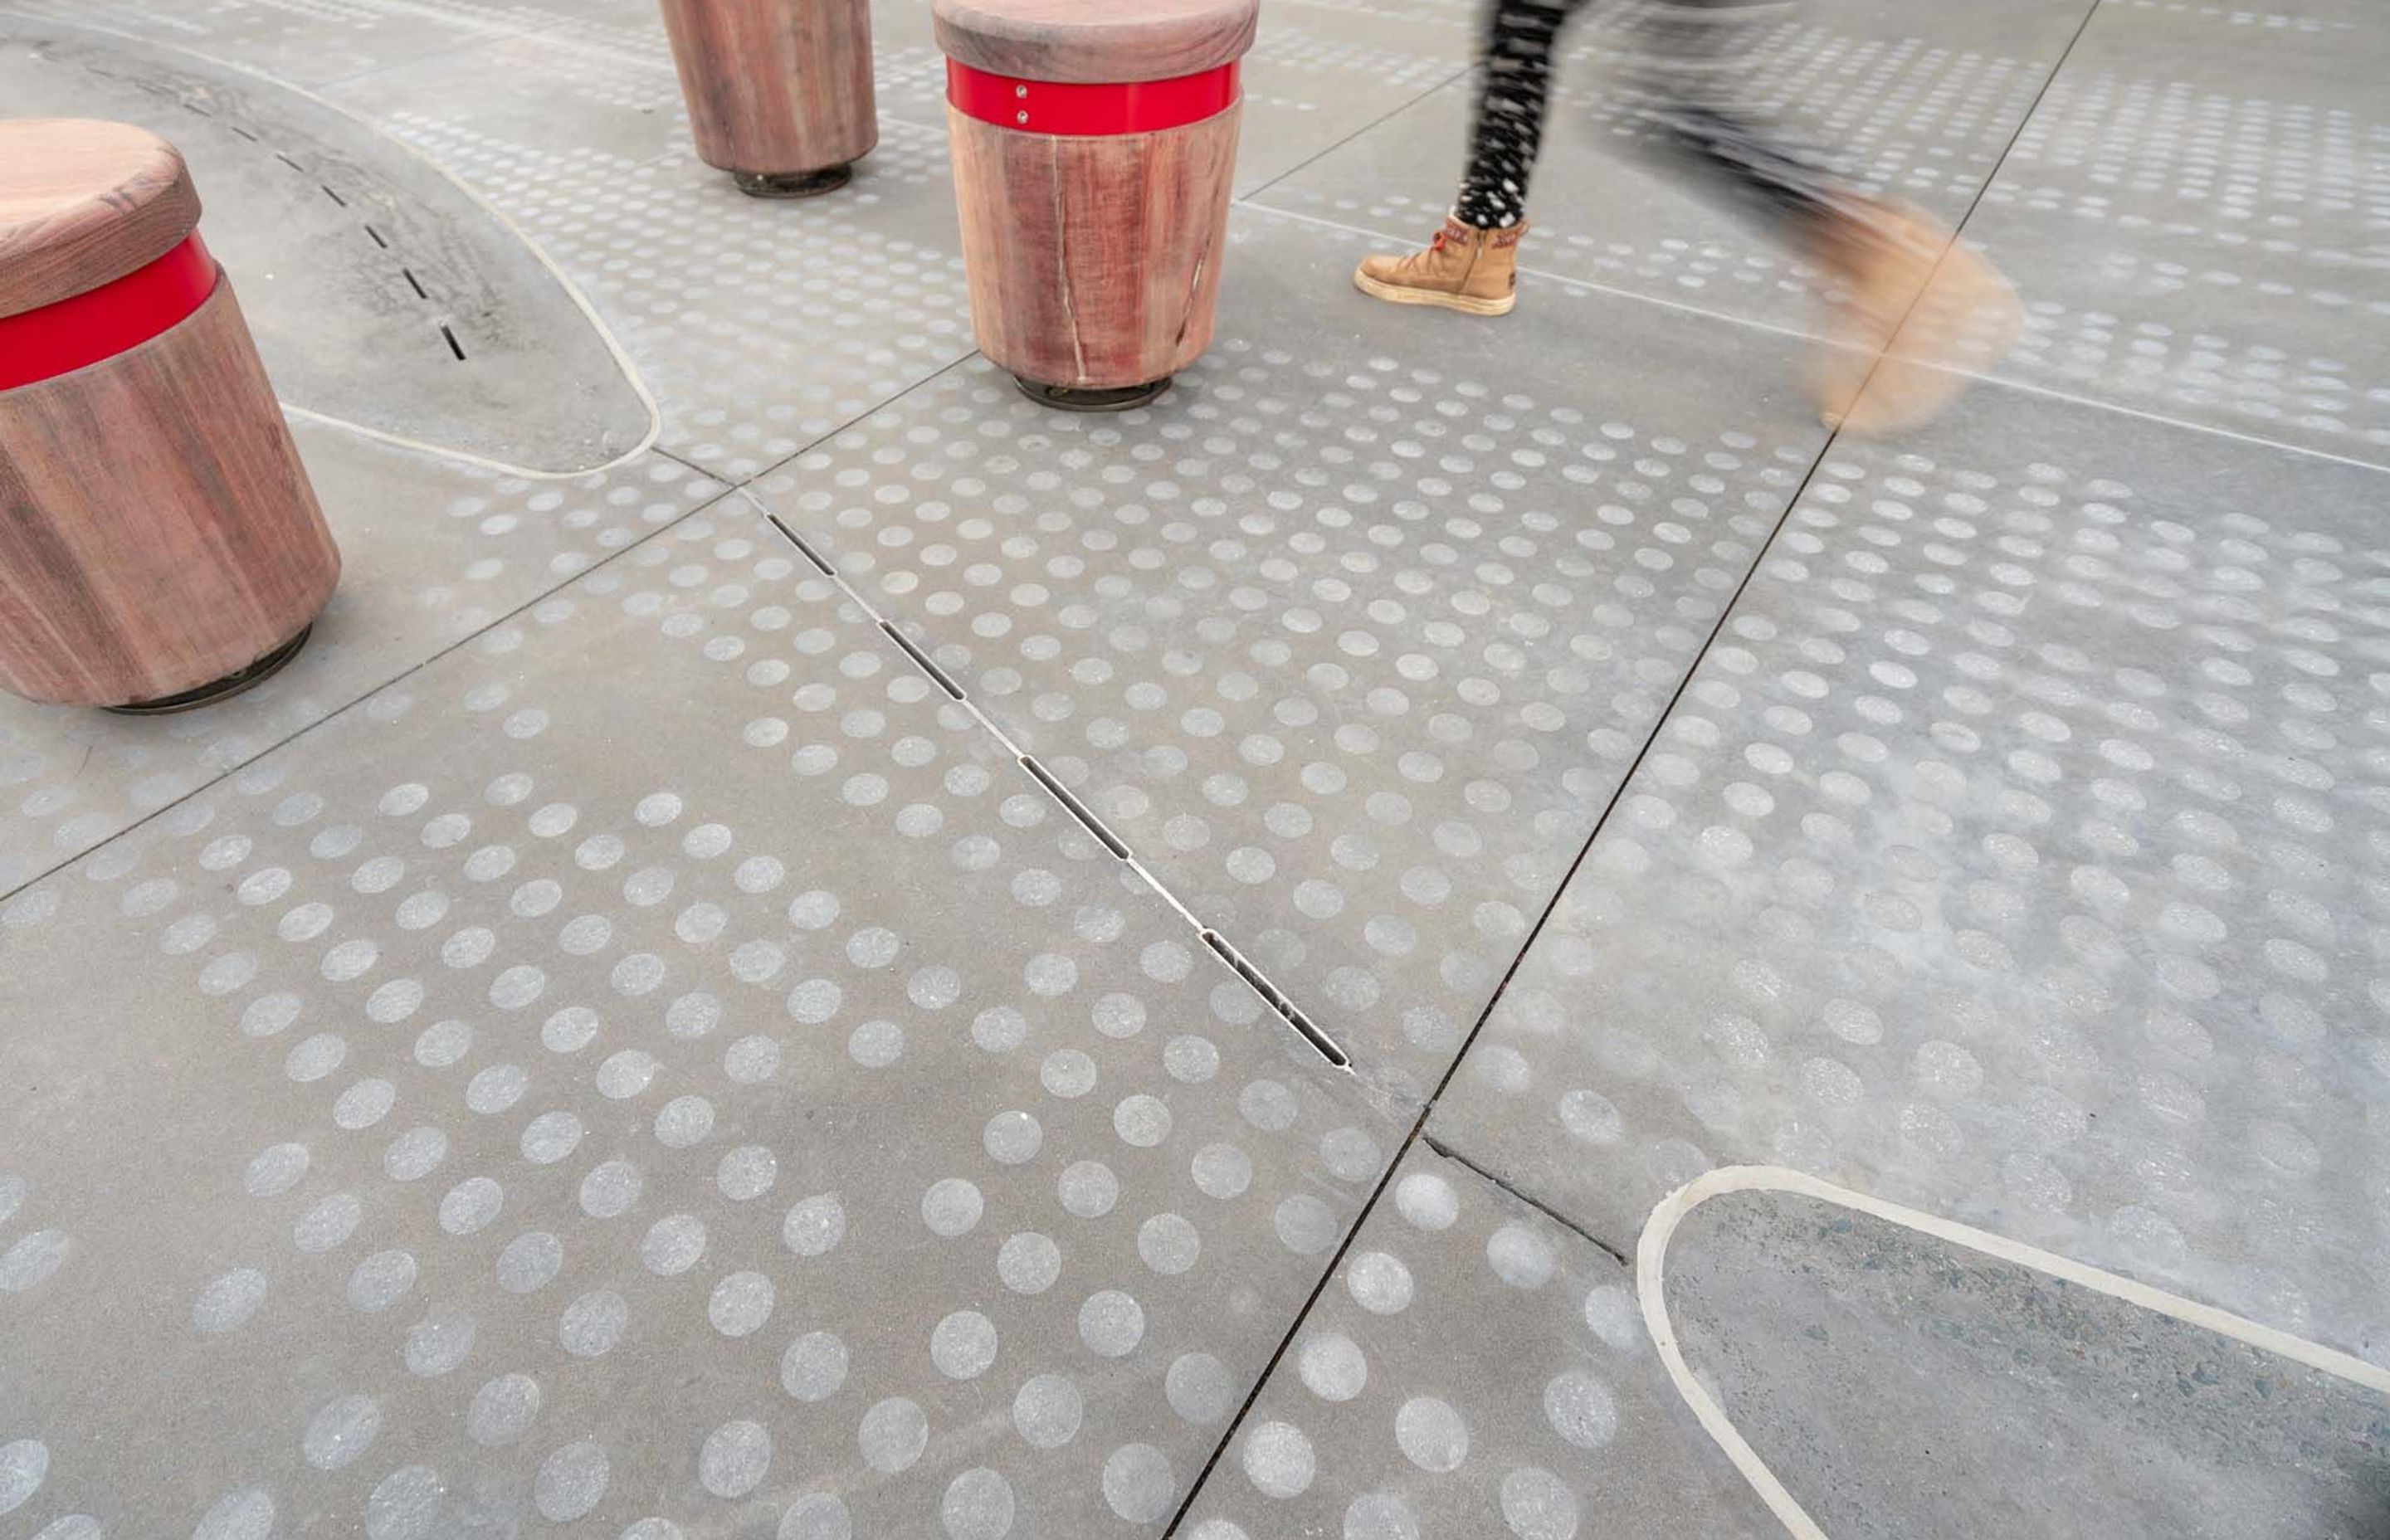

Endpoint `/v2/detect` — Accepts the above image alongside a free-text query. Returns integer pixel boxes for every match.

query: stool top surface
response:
[0,119,202,321]
[934,0,1260,85]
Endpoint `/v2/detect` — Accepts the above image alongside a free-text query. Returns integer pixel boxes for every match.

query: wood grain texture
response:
[661,0,878,177]
[0,275,339,707]
[934,0,1258,83]
[949,105,1239,388]
[0,119,202,319]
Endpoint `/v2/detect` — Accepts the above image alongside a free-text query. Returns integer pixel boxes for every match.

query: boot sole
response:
[1354,269,1515,316]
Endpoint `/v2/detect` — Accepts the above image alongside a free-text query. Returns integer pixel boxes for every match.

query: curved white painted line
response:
[1636,1165,2390,1540]
[25,12,664,481]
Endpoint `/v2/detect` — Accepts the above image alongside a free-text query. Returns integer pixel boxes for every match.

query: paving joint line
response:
[1163,354,1851,1538]
[751,495,1354,1072]
[0,476,756,908]
[1420,1132,1629,1266]
[1233,56,1475,207]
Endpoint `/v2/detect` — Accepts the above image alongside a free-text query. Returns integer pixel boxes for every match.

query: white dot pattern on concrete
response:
[1431,383,2390,1358]
[0,507,1396,1536]
[1182,1146,1778,1540]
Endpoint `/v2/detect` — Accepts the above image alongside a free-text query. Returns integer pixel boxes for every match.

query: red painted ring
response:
[0,234,220,392]
[946,59,1240,137]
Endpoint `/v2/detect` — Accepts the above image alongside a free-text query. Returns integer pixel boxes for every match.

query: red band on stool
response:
[0,235,220,392]
[946,59,1240,136]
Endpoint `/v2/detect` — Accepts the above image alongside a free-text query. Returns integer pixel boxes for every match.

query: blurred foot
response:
[1355,215,1525,316]
[1807,203,2021,436]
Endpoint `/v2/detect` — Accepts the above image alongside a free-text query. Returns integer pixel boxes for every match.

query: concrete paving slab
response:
[0,501,1401,1539]
[1429,375,2390,1362]
[0,430,721,899]
[1253,0,2091,338]
[1664,1185,2390,1539]
[744,206,1832,1096]
[1953,0,2390,465]
[1179,1145,1780,1540]
[0,19,656,476]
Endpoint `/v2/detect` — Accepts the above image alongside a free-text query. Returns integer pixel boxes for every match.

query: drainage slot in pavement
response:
[1203,929,1349,1068]
[439,322,466,361]
[1018,754,1132,861]
[764,514,837,577]
[880,621,965,702]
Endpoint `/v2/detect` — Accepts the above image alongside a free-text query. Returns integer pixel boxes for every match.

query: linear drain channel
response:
[1203,931,1349,1068]
[880,622,965,701]
[1017,754,1132,861]
[765,513,836,577]
[758,510,1349,1070]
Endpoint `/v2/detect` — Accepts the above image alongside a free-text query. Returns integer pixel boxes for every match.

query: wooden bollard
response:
[0,119,339,713]
[935,0,1258,411]
[661,0,878,198]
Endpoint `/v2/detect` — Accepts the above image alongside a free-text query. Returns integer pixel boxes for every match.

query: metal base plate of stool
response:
[733,166,852,198]
[1014,376,1171,413]
[104,625,313,716]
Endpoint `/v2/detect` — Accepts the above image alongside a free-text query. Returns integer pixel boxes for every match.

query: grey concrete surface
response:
[0,429,721,892]
[1182,1146,1781,1540]
[1666,1187,2390,1539]
[745,207,1832,1096]
[3,0,2388,1534]
[0,503,1398,1537]
[1428,376,2390,1362]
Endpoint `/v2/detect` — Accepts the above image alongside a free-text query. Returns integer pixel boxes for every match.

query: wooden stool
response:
[935,0,1258,410]
[661,0,878,198]
[0,119,339,713]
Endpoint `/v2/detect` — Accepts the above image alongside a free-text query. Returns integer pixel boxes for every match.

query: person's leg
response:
[1612,0,2019,430]
[1455,0,1587,230]
[1354,0,1591,314]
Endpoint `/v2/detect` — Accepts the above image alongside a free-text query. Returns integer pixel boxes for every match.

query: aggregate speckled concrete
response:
[4,0,2388,1533]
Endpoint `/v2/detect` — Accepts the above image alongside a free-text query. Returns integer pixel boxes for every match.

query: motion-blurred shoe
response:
[1807,202,2022,436]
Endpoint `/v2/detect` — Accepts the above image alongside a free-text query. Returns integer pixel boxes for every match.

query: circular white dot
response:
[535,1440,609,1521]
[1298,1332,1369,1401]
[468,1373,541,1445]
[1544,1372,1618,1449]
[923,1178,984,1236]
[940,1468,1015,1540]
[1396,1396,1470,1473]
[1079,1289,1145,1357]
[1346,1251,1414,1313]
[302,1394,379,1470]
[1164,1351,1237,1424]
[1487,1225,1557,1289]
[783,1331,850,1402]
[711,1272,776,1337]
[859,1397,929,1474]
[1013,1372,1084,1448]
[1243,1420,1315,1499]
[1393,1172,1460,1230]
[931,1310,999,1379]
[1500,1466,1580,1539]
[1102,1444,1175,1524]
[700,1421,772,1498]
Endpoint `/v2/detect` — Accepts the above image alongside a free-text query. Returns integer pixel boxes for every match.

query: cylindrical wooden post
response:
[0,119,339,713]
[935,0,1257,410]
[661,0,878,198]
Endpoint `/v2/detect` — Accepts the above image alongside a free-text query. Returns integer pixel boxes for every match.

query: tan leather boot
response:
[1354,216,1525,316]
[1805,202,2022,436]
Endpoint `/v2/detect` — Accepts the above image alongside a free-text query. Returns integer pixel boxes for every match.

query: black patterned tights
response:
[1455,0,1852,235]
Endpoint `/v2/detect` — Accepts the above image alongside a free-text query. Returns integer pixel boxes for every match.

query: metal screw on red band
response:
[946,59,1241,137]
[0,234,219,392]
